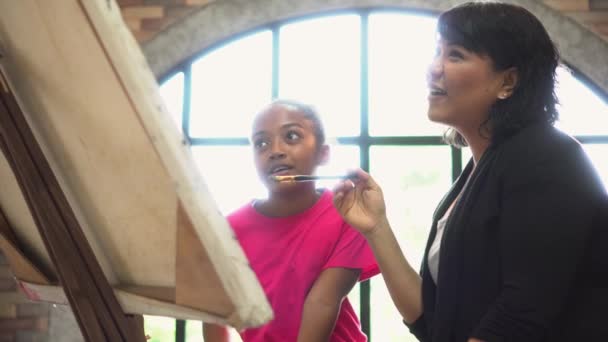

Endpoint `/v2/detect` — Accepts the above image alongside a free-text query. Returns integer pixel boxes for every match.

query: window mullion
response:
[359,10,372,341]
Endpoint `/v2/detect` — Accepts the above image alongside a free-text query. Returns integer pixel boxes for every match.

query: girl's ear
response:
[317,144,330,166]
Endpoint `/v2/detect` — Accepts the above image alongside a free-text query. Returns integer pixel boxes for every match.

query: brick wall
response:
[0,254,49,342]
[118,0,218,43]
[116,0,608,44]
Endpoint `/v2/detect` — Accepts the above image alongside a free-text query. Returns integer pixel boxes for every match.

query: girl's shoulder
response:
[227,200,255,219]
[226,200,258,229]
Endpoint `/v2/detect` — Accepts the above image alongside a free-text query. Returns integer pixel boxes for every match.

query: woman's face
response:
[250,104,327,193]
[426,38,508,136]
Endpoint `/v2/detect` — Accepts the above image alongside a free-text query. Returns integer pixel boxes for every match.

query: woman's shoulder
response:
[502,124,579,154]
[494,123,583,169]
[493,124,605,196]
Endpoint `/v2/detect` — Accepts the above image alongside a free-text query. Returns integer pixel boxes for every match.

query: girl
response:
[204,99,379,342]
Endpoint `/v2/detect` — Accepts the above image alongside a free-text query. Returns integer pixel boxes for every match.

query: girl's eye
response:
[253,139,268,149]
[286,131,301,141]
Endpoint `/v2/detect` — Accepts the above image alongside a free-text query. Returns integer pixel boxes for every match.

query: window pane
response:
[369,146,452,341]
[315,144,360,190]
[583,144,608,192]
[144,316,175,342]
[190,31,272,137]
[461,146,473,167]
[279,15,361,137]
[368,13,444,136]
[191,146,265,214]
[186,320,202,342]
[189,320,242,342]
[555,67,608,136]
[348,280,361,323]
[160,71,184,131]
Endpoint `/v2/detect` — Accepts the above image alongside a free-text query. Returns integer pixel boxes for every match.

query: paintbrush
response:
[269,173,357,183]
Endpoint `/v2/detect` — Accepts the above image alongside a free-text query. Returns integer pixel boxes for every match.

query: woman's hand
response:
[333,168,387,236]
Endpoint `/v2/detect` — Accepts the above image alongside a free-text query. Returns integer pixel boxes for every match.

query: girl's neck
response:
[256,186,322,217]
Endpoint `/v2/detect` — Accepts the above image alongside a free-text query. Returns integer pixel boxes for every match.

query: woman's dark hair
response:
[438,1,560,147]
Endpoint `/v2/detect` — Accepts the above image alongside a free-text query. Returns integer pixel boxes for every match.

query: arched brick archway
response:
[142,0,608,95]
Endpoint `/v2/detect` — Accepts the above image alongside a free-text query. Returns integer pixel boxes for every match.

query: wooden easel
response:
[0,70,146,341]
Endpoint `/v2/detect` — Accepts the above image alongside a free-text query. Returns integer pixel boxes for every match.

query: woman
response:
[333,2,608,342]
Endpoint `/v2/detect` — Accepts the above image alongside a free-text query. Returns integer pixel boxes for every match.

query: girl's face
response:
[426,38,511,136]
[251,104,327,193]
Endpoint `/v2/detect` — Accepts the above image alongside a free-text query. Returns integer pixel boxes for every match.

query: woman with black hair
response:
[333,2,608,342]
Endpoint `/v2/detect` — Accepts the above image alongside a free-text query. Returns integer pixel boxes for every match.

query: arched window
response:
[156,10,608,342]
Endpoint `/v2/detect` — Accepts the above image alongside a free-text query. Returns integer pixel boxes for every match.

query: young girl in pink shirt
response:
[204,99,379,342]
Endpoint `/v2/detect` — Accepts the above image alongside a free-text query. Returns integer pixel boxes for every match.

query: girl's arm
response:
[333,169,423,324]
[203,323,230,342]
[297,267,360,342]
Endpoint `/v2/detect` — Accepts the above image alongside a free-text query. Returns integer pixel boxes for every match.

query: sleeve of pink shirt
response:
[322,222,380,281]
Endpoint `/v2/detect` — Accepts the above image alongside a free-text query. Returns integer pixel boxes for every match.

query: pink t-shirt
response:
[228,190,379,342]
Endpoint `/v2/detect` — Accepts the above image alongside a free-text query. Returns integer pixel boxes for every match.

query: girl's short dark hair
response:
[269,99,326,147]
[438,1,560,147]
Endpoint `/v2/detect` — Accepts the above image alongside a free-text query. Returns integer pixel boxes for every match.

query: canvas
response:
[0,0,272,333]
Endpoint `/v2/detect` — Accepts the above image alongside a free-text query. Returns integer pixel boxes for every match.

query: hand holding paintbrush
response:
[330,168,388,237]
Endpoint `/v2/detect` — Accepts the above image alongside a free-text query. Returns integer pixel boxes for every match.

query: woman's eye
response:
[448,49,464,60]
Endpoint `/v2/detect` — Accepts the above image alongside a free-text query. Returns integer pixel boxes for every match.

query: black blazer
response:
[407,124,608,342]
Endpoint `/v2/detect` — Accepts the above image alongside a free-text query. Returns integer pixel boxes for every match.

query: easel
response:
[0,69,146,341]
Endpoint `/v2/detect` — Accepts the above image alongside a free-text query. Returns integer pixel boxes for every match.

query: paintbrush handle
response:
[270,174,357,182]
[304,175,347,180]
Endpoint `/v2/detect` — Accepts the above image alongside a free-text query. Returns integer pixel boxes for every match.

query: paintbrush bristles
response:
[269,175,314,183]
[269,175,296,183]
